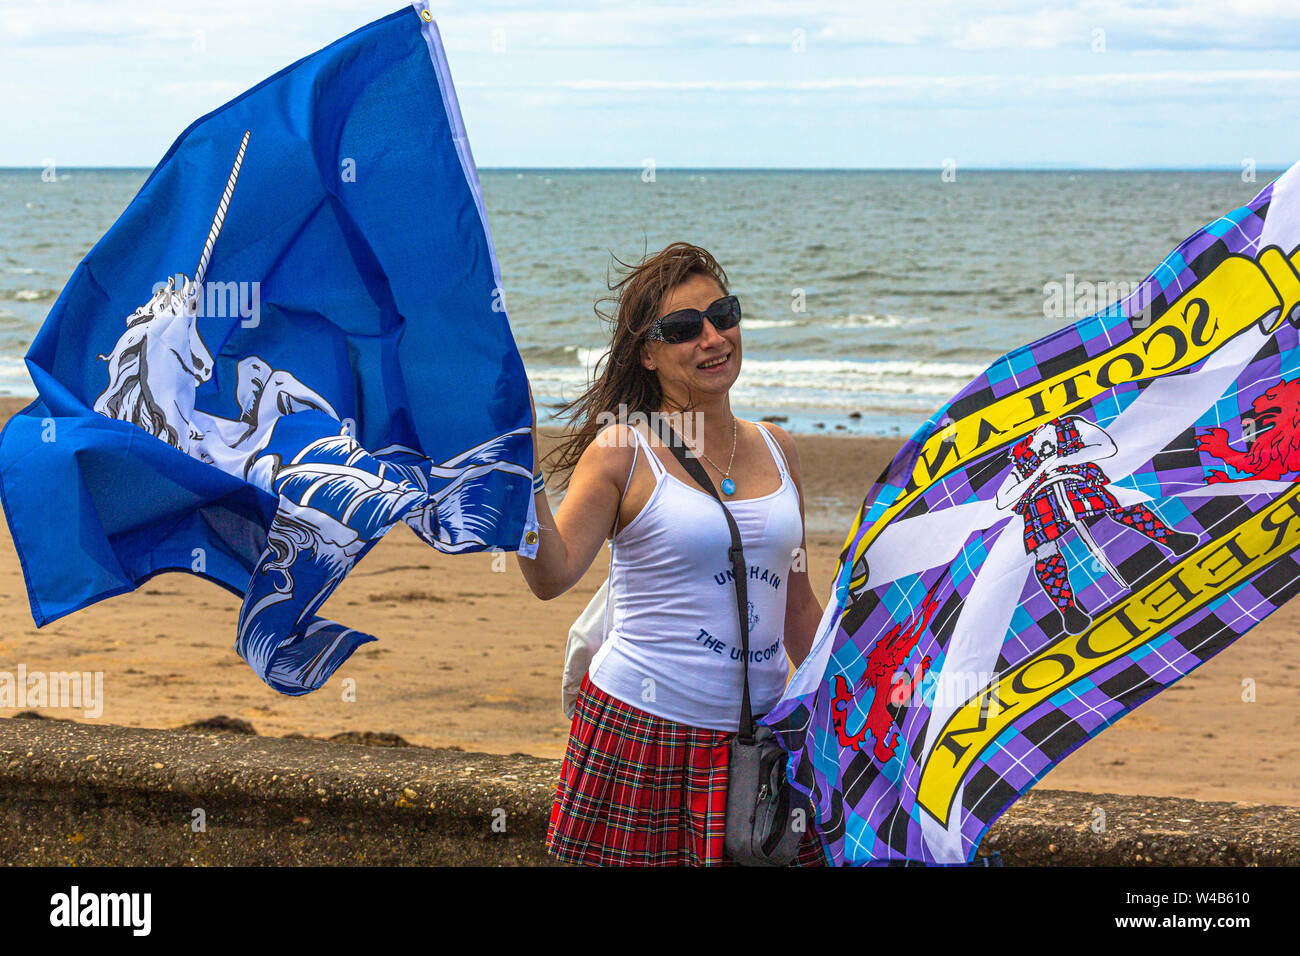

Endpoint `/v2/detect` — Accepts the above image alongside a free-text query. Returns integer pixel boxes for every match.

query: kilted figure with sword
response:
[994,416,1199,634]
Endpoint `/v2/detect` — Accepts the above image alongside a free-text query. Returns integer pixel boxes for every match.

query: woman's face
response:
[641,273,741,403]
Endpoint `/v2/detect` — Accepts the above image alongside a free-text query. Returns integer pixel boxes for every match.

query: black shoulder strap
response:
[654,418,756,743]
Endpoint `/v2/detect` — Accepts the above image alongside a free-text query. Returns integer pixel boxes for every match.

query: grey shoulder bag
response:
[656,419,808,866]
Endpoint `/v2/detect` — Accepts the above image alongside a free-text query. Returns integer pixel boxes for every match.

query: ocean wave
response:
[575,346,609,372]
[826,268,894,282]
[0,355,35,397]
[526,356,983,412]
[527,313,932,363]
[1,288,57,303]
[737,358,984,395]
[743,318,804,329]
[520,343,589,365]
[828,313,929,329]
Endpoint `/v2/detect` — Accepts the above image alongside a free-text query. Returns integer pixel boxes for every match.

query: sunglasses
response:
[647,295,742,344]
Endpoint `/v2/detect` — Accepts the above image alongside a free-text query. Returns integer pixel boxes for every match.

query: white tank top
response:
[588,423,804,731]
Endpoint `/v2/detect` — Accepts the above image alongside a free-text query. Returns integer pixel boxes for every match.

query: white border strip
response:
[412,2,538,556]
[413,2,509,312]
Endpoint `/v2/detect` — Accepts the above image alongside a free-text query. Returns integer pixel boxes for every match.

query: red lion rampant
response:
[1197,378,1300,483]
[831,581,941,763]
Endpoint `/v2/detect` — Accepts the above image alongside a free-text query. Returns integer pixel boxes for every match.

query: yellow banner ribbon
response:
[917,485,1300,826]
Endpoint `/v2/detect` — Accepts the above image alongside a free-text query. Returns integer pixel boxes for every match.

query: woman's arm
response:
[1057,417,1117,466]
[763,422,823,667]
[516,394,633,600]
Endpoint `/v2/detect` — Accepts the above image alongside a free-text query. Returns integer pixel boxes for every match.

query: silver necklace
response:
[693,416,738,496]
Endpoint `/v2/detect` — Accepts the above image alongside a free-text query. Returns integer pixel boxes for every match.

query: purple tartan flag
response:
[767,161,1300,865]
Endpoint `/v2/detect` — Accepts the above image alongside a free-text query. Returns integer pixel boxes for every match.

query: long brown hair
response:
[547,241,729,486]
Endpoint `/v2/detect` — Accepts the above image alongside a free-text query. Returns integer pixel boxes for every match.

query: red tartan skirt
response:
[547,673,826,867]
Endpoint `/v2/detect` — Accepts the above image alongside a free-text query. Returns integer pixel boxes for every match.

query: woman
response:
[517,242,825,866]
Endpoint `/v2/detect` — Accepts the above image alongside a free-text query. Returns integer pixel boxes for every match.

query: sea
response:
[0,167,1280,438]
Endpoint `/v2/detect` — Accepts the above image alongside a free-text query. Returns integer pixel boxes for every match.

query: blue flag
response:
[0,4,538,695]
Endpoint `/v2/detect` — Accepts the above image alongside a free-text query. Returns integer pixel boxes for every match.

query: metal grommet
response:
[525,530,538,545]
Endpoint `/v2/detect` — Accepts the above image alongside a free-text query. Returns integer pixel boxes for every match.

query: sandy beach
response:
[0,396,1296,807]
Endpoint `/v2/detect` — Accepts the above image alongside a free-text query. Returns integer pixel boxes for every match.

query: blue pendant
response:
[721,477,736,496]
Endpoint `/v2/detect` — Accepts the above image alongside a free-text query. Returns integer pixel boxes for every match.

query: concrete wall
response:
[1,717,1294,865]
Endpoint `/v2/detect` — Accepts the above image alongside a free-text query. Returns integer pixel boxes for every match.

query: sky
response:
[2,0,1300,169]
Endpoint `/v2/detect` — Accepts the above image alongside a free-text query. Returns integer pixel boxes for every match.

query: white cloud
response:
[5,0,1300,53]
[4,0,1300,166]
[474,68,1300,110]
[447,0,1300,53]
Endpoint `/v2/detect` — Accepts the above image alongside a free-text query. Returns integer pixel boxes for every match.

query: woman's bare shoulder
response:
[573,422,640,487]
[752,418,801,471]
